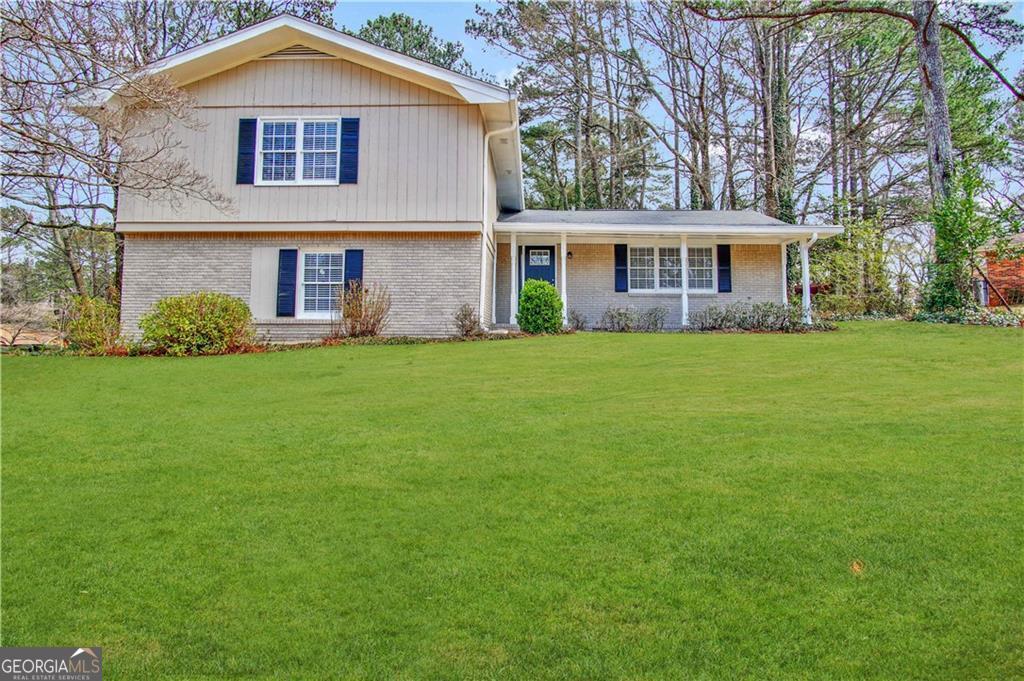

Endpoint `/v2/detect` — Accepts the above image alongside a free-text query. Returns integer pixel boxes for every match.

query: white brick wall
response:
[122,234,481,340]
[495,242,784,328]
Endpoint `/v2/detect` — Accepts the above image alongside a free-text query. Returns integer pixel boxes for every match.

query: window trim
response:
[255,116,339,186]
[296,249,344,320]
[627,243,717,294]
[528,248,551,266]
[685,245,717,294]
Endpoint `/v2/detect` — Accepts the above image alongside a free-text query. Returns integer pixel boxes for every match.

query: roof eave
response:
[70,14,512,110]
[494,223,845,238]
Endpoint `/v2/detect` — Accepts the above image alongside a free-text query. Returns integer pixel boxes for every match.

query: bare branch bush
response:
[332,282,392,338]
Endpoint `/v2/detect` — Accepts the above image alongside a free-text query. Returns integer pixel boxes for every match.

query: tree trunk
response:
[912,0,954,204]
[673,118,681,209]
[718,63,737,210]
[58,230,88,297]
[751,23,778,218]
[772,30,794,223]
[571,16,583,209]
[827,41,840,222]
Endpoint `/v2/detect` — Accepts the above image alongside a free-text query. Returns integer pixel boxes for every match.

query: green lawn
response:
[2,322,1022,679]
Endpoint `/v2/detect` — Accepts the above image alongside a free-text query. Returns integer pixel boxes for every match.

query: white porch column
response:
[800,239,811,323]
[491,241,497,325]
[680,235,689,327]
[560,232,568,326]
[780,241,789,304]
[510,232,518,325]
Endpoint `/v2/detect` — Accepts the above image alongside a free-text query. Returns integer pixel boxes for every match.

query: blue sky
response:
[334,1,1024,86]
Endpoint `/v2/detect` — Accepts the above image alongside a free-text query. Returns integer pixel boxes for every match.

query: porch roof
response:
[496,209,842,241]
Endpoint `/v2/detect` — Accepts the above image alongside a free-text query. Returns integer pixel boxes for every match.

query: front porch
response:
[490,210,842,330]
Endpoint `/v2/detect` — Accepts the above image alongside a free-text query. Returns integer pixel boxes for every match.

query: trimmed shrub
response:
[598,305,669,332]
[600,306,638,332]
[516,279,563,334]
[688,302,818,332]
[912,308,1021,327]
[452,303,482,337]
[638,307,668,332]
[64,295,122,354]
[568,308,587,331]
[334,282,391,337]
[140,291,256,356]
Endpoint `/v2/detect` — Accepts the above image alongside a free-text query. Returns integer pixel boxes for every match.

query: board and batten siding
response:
[118,58,485,225]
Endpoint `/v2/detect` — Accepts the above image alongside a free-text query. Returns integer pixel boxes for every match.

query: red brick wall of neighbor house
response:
[985,252,1024,306]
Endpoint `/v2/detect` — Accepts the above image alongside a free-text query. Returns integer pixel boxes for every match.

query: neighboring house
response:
[977,233,1024,308]
[76,15,841,340]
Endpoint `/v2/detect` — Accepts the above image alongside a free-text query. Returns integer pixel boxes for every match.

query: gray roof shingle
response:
[498,209,790,226]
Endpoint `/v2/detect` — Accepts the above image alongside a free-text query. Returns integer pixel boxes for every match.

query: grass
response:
[2,321,1022,680]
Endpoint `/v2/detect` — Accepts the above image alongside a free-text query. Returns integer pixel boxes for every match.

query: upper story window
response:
[257,118,338,185]
[628,245,715,293]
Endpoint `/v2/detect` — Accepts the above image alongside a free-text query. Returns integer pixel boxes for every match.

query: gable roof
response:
[72,14,525,211]
[73,14,512,107]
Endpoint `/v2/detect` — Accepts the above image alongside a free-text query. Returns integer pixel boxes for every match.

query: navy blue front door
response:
[522,246,556,286]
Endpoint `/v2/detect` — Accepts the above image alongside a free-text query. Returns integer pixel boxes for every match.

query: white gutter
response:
[480,119,518,323]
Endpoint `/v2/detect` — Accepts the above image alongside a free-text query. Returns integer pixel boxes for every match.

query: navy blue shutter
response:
[614,244,628,292]
[236,119,257,184]
[339,118,359,184]
[343,249,363,291]
[276,249,298,317]
[717,244,732,293]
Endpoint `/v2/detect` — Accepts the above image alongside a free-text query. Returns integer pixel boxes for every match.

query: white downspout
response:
[680,235,689,327]
[780,239,790,305]
[480,120,518,328]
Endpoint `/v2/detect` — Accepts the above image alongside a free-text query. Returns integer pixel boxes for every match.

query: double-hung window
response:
[659,247,682,289]
[258,118,338,185]
[299,252,344,318]
[629,247,655,290]
[628,245,715,293]
[687,247,714,291]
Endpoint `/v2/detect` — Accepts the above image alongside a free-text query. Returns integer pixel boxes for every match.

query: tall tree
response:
[353,13,479,77]
[213,0,334,33]
[686,0,1023,205]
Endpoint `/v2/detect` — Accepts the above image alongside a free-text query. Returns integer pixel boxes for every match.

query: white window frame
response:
[528,248,551,266]
[255,117,339,186]
[627,243,717,294]
[686,245,717,294]
[297,249,344,320]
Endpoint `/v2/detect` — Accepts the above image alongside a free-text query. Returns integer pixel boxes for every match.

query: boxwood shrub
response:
[140,291,256,356]
[516,279,563,334]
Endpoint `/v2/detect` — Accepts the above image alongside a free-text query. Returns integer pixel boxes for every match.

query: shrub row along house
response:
[76,15,841,340]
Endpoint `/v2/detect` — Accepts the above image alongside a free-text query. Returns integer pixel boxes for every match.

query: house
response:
[977,233,1024,308]
[77,15,841,340]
